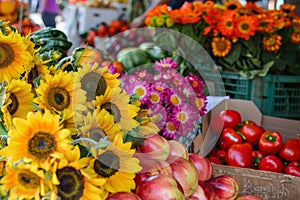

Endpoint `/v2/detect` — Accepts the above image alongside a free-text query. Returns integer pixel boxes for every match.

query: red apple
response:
[197,181,216,200]
[136,174,185,200]
[168,156,199,197]
[236,194,263,200]
[107,192,141,200]
[208,175,239,200]
[137,133,170,160]
[168,140,189,159]
[188,153,213,181]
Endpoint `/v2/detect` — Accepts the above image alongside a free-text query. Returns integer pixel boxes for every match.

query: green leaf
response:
[124,129,146,146]
[224,42,242,65]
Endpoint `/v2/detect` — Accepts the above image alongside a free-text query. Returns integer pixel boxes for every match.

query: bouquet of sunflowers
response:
[0,21,159,199]
[145,0,300,78]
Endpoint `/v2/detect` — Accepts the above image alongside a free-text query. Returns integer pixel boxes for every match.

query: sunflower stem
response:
[71,138,98,146]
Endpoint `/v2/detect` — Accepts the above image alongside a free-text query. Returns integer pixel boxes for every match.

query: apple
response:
[168,140,189,159]
[168,156,199,197]
[135,174,185,200]
[107,192,141,200]
[189,153,213,181]
[137,133,170,160]
[208,175,239,200]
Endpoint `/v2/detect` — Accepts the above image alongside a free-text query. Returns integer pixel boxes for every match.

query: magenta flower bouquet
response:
[120,57,207,146]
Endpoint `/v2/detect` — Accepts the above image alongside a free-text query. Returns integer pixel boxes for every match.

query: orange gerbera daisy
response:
[216,10,236,37]
[256,14,276,33]
[203,7,220,35]
[290,32,300,44]
[280,3,296,16]
[179,9,201,24]
[235,15,258,40]
[292,17,300,32]
[223,0,242,11]
[262,34,282,52]
[211,37,232,57]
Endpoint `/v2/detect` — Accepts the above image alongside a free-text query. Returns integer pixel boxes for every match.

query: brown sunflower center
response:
[216,40,227,51]
[28,131,57,160]
[7,93,19,115]
[56,167,84,200]
[94,151,120,178]
[81,72,107,102]
[90,127,106,142]
[0,43,14,69]
[48,87,70,111]
[28,66,39,84]
[18,169,40,189]
[100,102,121,123]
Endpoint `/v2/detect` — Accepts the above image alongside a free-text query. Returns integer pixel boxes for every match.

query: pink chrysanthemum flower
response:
[186,72,205,94]
[154,57,178,69]
[195,93,207,116]
[171,104,200,135]
[161,118,180,140]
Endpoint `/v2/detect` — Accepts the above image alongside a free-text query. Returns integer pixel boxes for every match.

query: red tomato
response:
[86,29,98,46]
[210,110,241,134]
[219,127,243,151]
[207,156,223,165]
[279,139,300,162]
[227,143,252,168]
[284,161,300,177]
[97,23,109,37]
[239,124,265,146]
[258,131,283,156]
[258,155,283,173]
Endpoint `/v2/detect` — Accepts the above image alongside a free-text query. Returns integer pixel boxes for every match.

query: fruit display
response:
[11,17,41,35]
[207,109,300,177]
[85,19,130,46]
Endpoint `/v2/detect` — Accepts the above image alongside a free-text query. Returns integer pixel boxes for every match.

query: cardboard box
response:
[191,99,300,200]
[77,6,119,34]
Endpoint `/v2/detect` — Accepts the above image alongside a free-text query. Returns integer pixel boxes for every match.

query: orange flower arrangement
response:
[145,0,300,78]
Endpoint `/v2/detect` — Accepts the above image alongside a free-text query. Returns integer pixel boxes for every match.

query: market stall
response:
[0,0,299,199]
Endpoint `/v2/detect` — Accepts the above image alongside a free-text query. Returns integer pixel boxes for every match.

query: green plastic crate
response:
[220,71,300,119]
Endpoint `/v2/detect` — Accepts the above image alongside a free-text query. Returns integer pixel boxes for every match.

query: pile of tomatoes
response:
[85,19,130,46]
[207,109,300,177]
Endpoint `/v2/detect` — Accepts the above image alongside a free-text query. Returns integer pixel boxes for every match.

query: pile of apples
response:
[107,133,262,200]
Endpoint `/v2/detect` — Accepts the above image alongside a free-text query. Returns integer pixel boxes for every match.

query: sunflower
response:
[211,36,232,57]
[26,54,51,85]
[292,17,300,32]
[0,31,32,82]
[34,71,86,113]
[95,87,140,131]
[51,145,107,200]
[60,108,80,136]
[0,110,74,169]
[79,109,123,142]
[1,79,36,129]
[76,62,120,103]
[235,15,258,40]
[83,133,142,193]
[0,162,51,200]
[262,34,282,52]
[290,32,300,44]
[216,10,236,37]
